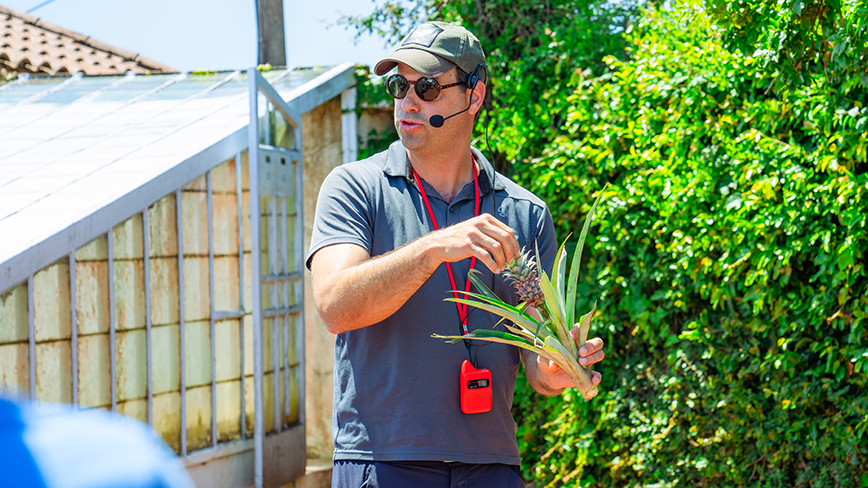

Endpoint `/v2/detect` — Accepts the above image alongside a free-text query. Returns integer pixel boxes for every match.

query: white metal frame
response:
[248,67,306,488]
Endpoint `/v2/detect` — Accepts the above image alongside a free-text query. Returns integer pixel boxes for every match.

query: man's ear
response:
[469,82,487,116]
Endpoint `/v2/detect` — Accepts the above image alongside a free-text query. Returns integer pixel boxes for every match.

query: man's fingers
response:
[476,215,520,260]
[436,216,519,269]
[590,370,602,385]
[469,243,500,274]
[470,232,508,272]
[578,337,605,356]
[578,349,604,366]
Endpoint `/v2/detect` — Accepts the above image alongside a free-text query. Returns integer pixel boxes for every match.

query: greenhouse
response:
[0,63,357,488]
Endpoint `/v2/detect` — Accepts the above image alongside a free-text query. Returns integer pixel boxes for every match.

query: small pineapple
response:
[502,248,544,307]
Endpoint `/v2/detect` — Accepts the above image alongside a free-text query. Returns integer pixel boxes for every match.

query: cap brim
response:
[374,48,456,77]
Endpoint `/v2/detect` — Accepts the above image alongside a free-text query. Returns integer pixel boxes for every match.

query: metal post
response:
[341,87,358,165]
[248,66,265,488]
[208,170,218,447]
[264,102,272,146]
[70,252,78,408]
[27,275,35,401]
[236,151,246,440]
[108,232,117,412]
[177,188,187,456]
[279,198,290,425]
[294,151,305,427]
[144,209,153,426]
[269,197,279,434]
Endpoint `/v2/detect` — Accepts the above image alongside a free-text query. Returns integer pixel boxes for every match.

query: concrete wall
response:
[300,97,342,463]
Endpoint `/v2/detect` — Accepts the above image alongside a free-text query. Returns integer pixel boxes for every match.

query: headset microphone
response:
[429,103,470,128]
[429,65,483,129]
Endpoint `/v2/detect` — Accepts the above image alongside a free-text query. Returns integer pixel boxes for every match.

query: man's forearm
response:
[315,238,438,333]
[312,214,521,334]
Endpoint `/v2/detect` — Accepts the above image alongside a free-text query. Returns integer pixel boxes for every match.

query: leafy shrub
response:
[347,0,868,485]
[511,1,868,486]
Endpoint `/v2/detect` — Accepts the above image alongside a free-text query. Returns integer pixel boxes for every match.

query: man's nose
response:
[400,89,421,112]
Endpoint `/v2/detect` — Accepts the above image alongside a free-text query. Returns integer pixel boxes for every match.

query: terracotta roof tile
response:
[0,4,177,76]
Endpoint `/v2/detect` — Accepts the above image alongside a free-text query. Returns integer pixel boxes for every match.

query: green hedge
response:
[348,0,868,484]
[510,2,868,486]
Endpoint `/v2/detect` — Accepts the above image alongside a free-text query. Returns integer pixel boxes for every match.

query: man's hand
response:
[523,326,605,395]
[421,213,521,274]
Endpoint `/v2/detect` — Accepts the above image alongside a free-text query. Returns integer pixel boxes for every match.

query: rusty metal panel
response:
[153,390,182,454]
[0,343,29,396]
[149,257,180,326]
[116,328,147,402]
[216,379,243,443]
[74,260,110,336]
[151,324,181,395]
[0,282,28,344]
[33,257,71,342]
[113,259,146,331]
[77,333,110,408]
[35,341,72,403]
[186,385,213,452]
[147,194,179,258]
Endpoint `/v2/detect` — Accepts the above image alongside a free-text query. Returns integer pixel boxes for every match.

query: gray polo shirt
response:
[307,140,556,465]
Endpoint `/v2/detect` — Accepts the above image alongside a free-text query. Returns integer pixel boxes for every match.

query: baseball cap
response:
[374,21,487,81]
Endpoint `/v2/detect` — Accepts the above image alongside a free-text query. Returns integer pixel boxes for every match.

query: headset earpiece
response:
[467,64,483,90]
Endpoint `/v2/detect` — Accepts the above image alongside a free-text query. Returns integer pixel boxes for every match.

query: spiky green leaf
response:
[445,297,541,330]
[447,289,533,319]
[467,269,500,302]
[566,188,606,332]
[534,241,567,336]
[433,331,561,364]
[555,238,569,307]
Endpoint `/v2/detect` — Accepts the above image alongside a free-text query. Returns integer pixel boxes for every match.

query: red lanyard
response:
[412,161,480,335]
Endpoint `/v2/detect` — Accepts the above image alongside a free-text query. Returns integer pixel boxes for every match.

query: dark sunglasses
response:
[385,74,465,102]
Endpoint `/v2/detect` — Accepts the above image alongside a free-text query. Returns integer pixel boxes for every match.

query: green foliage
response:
[345,0,868,485]
[510,1,868,486]
[705,0,868,87]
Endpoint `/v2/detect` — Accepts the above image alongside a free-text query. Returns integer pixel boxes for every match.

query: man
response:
[307,21,605,488]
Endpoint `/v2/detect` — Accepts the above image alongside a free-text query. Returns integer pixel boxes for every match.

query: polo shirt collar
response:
[381,140,506,194]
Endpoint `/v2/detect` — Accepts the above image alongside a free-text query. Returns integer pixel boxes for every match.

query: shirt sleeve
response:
[306,165,375,270]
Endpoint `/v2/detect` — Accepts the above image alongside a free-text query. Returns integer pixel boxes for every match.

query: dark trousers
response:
[332,460,525,488]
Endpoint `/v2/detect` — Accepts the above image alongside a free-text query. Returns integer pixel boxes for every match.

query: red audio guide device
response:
[460,360,492,414]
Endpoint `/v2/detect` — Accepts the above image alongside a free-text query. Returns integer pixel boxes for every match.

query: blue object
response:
[0,396,193,488]
[0,398,48,488]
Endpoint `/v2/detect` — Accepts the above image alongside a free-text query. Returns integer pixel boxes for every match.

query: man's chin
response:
[397,132,424,150]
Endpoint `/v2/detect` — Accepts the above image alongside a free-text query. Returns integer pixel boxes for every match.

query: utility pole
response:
[256,0,287,66]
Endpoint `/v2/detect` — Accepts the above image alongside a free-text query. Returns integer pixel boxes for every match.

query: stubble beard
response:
[394,115,428,152]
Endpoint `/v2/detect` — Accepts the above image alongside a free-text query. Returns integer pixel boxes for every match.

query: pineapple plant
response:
[502,249,545,309]
[433,190,605,400]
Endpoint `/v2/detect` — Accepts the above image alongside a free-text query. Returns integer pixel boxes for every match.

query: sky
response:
[2,0,395,72]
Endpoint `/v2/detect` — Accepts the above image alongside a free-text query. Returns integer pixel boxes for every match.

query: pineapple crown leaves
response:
[501,248,538,284]
[433,187,608,401]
